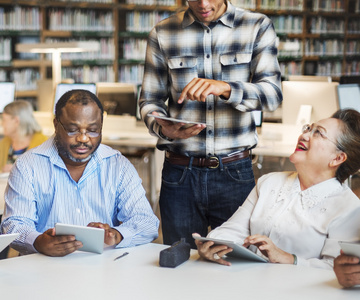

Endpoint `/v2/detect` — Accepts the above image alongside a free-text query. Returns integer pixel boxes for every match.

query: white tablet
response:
[193,235,268,263]
[147,114,207,128]
[339,241,360,258]
[0,233,19,252]
[55,223,105,254]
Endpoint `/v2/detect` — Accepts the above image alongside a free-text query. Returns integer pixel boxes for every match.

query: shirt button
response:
[207,29,210,33]
[76,208,81,214]
[206,54,210,59]
[208,106,212,110]
[180,62,183,66]
[208,130,212,135]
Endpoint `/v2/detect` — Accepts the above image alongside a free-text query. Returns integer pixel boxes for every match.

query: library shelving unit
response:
[0,0,359,103]
[0,0,182,102]
[247,0,360,80]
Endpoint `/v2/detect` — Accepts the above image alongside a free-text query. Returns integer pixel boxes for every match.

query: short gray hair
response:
[3,100,42,136]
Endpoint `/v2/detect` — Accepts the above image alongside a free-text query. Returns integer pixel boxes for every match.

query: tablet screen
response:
[55,223,105,254]
[193,235,268,263]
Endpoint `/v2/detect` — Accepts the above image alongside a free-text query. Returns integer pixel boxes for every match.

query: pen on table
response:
[114,252,129,261]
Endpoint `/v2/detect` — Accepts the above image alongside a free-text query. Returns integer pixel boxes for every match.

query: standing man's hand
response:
[34,228,83,257]
[88,222,123,246]
[178,78,231,104]
[150,112,206,140]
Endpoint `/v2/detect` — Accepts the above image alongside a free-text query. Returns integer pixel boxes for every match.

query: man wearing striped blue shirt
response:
[140,0,282,248]
[1,90,159,256]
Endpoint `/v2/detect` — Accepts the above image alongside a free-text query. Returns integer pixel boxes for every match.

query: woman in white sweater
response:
[195,109,360,269]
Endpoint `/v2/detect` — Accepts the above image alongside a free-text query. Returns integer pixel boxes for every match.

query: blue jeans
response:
[159,156,255,249]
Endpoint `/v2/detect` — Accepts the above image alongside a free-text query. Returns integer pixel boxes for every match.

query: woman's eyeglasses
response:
[302,123,344,151]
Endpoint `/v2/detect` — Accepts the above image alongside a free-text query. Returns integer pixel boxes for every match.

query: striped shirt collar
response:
[32,135,116,169]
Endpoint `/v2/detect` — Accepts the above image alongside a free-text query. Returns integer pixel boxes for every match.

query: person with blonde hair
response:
[0,100,47,172]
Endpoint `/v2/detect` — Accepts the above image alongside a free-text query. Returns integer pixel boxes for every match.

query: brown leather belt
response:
[165,150,250,168]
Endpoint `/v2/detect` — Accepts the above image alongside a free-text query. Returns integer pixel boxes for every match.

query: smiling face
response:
[187,0,227,26]
[289,118,344,175]
[54,101,102,165]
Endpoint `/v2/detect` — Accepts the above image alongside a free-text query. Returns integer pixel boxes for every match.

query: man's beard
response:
[55,135,101,163]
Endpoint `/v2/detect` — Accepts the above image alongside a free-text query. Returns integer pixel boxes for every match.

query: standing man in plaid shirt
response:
[139,0,282,248]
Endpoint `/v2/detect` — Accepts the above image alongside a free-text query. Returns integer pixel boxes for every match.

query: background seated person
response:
[195,109,360,269]
[0,89,159,256]
[334,251,360,288]
[0,100,47,173]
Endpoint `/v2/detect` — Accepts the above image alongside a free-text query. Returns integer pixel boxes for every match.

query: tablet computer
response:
[339,241,360,258]
[0,233,19,252]
[193,235,268,263]
[147,114,207,128]
[55,223,105,254]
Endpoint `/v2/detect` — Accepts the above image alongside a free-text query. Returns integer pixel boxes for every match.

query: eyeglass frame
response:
[301,123,344,152]
[56,118,101,138]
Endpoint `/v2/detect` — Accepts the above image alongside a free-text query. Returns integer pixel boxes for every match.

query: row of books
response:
[279,61,302,76]
[10,69,40,91]
[259,0,303,10]
[344,61,360,75]
[311,0,345,12]
[270,15,302,34]
[0,6,41,31]
[309,17,344,34]
[230,0,256,9]
[278,39,302,57]
[123,38,147,60]
[126,11,171,32]
[119,64,144,85]
[0,37,11,61]
[316,61,342,76]
[62,65,115,83]
[48,8,114,31]
[305,39,344,56]
[346,41,360,55]
[348,20,360,34]
[45,38,115,60]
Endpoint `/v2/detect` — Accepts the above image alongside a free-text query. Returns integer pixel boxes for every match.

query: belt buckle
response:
[208,156,219,169]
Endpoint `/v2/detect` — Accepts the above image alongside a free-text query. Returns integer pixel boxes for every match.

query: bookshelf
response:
[0,0,359,104]
[251,0,360,79]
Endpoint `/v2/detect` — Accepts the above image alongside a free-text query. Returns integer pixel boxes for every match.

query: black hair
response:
[55,89,104,122]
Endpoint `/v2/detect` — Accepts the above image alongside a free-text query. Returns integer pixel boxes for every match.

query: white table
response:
[0,243,358,299]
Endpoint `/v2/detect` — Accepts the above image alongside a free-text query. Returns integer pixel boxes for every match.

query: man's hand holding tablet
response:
[55,223,105,254]
[33,222,121,256]
[34,227,83,257]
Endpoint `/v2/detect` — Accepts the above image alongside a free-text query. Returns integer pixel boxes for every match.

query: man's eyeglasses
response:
[57,119,101,138]
[302,123,344,151]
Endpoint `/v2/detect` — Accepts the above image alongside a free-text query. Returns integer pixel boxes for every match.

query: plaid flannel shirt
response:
[140,1,282,157]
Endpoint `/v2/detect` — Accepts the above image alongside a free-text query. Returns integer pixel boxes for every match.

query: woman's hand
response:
[193,233,233,266]
[243,234,294,264]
